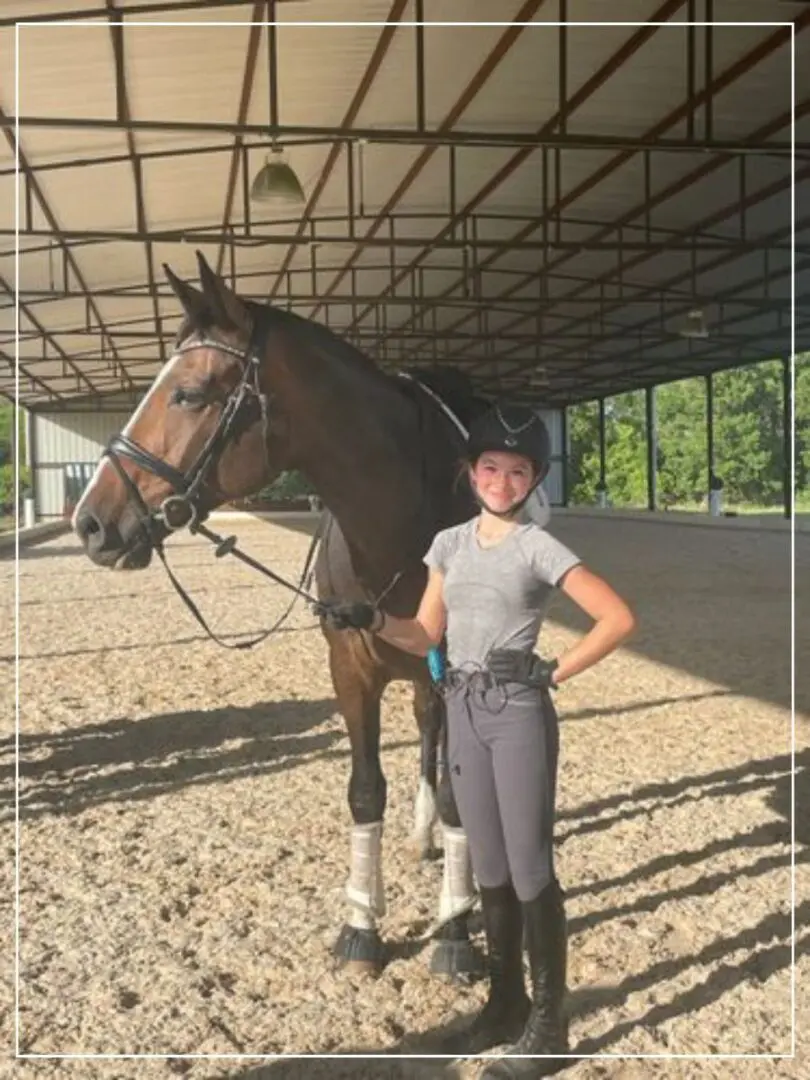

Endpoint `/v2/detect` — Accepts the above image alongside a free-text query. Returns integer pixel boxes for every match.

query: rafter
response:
[308,0,552,320]
[384,13,806,348]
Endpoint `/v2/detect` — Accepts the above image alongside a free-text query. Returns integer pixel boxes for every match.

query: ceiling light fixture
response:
[250,2,305,208]
[678,308,709,339]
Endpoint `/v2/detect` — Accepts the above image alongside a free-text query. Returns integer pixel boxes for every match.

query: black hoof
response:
[430,936,486,983]
[332,923,387,972]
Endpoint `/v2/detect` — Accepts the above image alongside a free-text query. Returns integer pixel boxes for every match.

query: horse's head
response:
[73,252,290,569]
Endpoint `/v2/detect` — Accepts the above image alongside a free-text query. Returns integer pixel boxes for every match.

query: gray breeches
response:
[444,673,559,903]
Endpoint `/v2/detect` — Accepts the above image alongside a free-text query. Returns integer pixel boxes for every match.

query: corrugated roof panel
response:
[420,0,532,126]
[0,174,16,232]
[708,46,795,141]
[16,22,115,119]
[18,129,131,169]
[33,159,136,231]
[17,246,63,293]
[124,19,254,125]
[19,296,96,331]
[247,2,397,131]
[142,150,234,230]
[458,8,659,132]
[66,239,149,290]
[90,294,158,325]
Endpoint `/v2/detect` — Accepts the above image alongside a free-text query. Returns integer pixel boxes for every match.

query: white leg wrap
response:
[346,821,386,930]
[411,778,438,850]
[438,824,477,923]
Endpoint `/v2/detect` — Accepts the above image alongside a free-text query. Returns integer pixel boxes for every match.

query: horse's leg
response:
[411,679,441,859]
[329,635,389,976]
[431,700,486,982]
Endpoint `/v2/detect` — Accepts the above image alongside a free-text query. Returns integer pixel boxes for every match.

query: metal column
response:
[598,397,607,492]
[706,373,715,497]
[560,406,569,508]
[783,356,793,519]
[646,385,657,511]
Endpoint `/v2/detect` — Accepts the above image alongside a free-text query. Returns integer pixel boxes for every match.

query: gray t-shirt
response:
[423,518,581,668]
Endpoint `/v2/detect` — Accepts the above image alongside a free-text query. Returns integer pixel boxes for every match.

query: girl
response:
[318,402,636,1078]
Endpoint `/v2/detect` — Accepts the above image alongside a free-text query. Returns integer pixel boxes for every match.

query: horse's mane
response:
[177,300,489,432]
[259,305,492,434]
[253,303,390,380]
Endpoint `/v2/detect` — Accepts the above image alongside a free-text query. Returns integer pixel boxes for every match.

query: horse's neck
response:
[277,346,429,574]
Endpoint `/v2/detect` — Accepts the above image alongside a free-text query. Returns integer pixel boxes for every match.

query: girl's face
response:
[470,450,537,514]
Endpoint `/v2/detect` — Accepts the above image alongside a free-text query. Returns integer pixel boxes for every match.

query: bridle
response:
[105,330,270,539]
[103,327,323,649]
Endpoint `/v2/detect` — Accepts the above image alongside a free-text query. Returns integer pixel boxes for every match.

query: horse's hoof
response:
[332,923,386,976]
[430,936,486,984]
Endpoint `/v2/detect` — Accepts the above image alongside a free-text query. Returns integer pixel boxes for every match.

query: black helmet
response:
[466,403,551,477]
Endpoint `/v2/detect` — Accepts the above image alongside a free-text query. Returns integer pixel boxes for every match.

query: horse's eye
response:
[171,386,207,410]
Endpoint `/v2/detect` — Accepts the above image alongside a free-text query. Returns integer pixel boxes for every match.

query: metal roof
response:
[1,0,807,410]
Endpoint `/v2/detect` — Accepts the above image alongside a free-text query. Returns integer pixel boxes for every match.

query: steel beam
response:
[308,0,551,319]
[214,2,264,276]
[0,0,300,26]
[783,356,793,519]
[106,2,165,363]
[646,385,657,511]
[496,202,807,384]
[0,106,127,395]
[268,0,409,298]
[454,160,805,381]
[5,113,801,156]
[391,18,806,349]
[348,0,692,332]
[8,225,800,254]
[706,372,715,502]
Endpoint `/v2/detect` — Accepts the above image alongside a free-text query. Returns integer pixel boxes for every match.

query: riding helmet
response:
[466,403,552,476]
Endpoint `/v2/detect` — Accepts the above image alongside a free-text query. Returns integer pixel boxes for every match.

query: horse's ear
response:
[196,250,251,334]
[164,263,209,325]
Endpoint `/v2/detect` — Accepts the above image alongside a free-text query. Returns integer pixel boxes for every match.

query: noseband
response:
[105,331,269,540]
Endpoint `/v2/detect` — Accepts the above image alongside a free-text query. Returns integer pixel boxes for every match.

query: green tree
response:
[656,377,708,507]
[0,401,26,514]
[568,400,600,503]
[713,361,784,505]
[605,390,647,508]
[795,355,809,499]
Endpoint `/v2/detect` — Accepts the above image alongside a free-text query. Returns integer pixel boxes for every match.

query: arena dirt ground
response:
[1,512,806,1079]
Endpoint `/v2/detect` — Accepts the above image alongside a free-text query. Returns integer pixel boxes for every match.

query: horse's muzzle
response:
[74,508,155,570]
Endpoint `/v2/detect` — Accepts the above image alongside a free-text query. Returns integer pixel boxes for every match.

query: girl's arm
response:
[552,565,636,685]
[375,569,447,657]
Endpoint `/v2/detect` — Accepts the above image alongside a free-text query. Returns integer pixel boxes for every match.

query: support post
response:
[783,356,793,520]
[560,406,569,508]
[646,385,657,511]
[598,397,607,503]
[706,372,715,506]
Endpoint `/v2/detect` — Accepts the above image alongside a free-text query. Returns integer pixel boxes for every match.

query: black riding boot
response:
[478,879,569,1079]
[440,883,530,1055]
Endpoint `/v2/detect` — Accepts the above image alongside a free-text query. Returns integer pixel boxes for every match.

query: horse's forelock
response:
[173,310,216,347]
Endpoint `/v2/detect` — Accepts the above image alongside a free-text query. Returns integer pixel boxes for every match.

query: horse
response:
[71,250,486,980]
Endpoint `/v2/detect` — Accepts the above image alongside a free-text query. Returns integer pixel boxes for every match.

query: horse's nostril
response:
[75,509,105,551]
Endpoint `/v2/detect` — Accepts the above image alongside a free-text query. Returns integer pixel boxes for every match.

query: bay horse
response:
[72,251,485,979]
